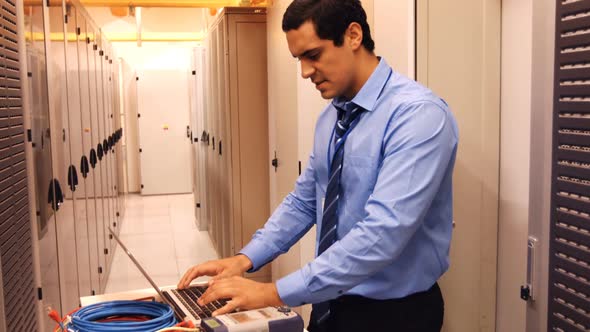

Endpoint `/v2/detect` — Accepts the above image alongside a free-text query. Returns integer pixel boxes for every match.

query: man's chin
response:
[319,90,337,100]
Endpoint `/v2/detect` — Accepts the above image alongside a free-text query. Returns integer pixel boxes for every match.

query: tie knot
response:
[334,106,363,139]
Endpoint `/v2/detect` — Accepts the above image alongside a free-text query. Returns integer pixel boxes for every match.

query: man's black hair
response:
[282,0,375,52]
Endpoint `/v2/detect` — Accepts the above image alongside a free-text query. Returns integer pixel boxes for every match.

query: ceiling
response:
[85,7,208,40]
[82,0,269,42]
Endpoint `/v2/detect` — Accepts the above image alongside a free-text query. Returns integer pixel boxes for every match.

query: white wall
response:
[496,1,533,331]
[373,1,415,78]
[113,42,196,71]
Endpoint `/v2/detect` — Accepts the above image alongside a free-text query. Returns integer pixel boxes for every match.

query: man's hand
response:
[177,255,253,289]
[198,276,285,316]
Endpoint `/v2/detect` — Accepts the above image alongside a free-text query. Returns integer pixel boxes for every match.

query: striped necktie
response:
[312,104,364,326]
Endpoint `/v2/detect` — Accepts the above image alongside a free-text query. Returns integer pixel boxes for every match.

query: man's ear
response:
[346,22,363,51]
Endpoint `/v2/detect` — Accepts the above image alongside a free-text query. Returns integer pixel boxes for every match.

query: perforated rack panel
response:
[549,1,590,331]
[0,0,37,330]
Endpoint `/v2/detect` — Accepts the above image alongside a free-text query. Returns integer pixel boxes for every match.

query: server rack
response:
[548,0,590,330]
[0,1,126,330]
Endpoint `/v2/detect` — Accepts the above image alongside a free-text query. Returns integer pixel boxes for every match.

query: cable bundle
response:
[68,300,177,332]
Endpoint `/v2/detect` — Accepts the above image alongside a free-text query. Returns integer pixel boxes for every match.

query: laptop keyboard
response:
[171,285,229,319]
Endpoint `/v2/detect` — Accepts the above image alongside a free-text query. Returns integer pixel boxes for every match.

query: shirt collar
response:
[332,57,393,113]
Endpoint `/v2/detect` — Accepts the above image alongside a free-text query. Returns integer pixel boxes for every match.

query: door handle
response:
[67,165,79,192]
[48,179,64,211]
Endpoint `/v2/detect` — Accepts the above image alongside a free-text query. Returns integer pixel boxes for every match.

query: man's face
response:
[286,21,356,99]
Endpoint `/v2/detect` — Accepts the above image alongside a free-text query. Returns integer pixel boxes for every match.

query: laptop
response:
[107,226,227,322]
[107,227,304,332]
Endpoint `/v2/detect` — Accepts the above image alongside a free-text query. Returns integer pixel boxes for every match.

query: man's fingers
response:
[212,300,241,317]
[199,286,227,306]
[178,267,203,289]
[177,264,219,289]
[199,282,236,306]
[212,271,233,281]
[178,268,196,289]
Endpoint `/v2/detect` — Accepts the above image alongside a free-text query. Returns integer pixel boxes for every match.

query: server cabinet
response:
[109,44,121,235]
[63,4,96,300]
[202,8,270,281]
[0,0,39,330]
[74,9,100,296]
[103,43,119,250]
[24,3,63,329]
[190,47,207,231]
[217,16,231,259]
[96,35,115,278]
[201,34,212,233]
[46,3,81,315]
[111,58,127,226]
[15,0,123,325]
[189,50,199,228]
[227,10,269,281]
[86,25,109,293]
[119,58,139,194]
[548,0,590,331]
[208,21,220,256]
[90,28,114,292]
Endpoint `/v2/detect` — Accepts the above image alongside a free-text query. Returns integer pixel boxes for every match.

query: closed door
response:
[137,70,192,195]
[47,4,81,316]
[86,26,108,293]
[417,0,501,331]
[63,5,94,299]
[24,4,61,331]
[190,47,206,230]
[217,18,230,258]
[207,26,220,251]
[75,11,101,295]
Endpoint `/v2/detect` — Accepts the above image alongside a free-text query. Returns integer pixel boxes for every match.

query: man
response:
[178,0,458,331]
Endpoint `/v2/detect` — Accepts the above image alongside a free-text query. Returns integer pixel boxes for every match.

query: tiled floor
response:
[105,193,219,293]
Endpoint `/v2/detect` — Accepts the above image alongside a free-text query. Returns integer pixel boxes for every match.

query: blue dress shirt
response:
[240,58,459,307]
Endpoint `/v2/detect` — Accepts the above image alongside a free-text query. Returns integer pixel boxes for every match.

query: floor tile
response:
[105,194,216,293]
[120,215,171,235]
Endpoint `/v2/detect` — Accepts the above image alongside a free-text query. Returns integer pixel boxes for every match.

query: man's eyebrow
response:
[293,47,321,59]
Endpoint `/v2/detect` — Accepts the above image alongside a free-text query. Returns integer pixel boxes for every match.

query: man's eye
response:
[308,53,319,60]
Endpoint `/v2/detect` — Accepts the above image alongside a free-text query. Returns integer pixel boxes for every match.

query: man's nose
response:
[300,60,315,79]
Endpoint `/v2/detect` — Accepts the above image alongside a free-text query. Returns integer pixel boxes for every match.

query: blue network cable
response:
[68,300,177,332]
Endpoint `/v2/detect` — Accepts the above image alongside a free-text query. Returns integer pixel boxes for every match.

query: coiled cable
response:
[68,300,177,332]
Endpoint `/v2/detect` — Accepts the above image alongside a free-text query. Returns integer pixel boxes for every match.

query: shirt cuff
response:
[239,240,275,272]
[276,269,313,307]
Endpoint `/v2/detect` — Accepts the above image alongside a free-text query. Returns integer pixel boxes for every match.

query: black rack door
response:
[0,0,37,331]
[549,1,590,331]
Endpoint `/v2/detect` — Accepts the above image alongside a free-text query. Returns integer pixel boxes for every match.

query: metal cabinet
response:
[12,1,126,330]
[199,7,270,282]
